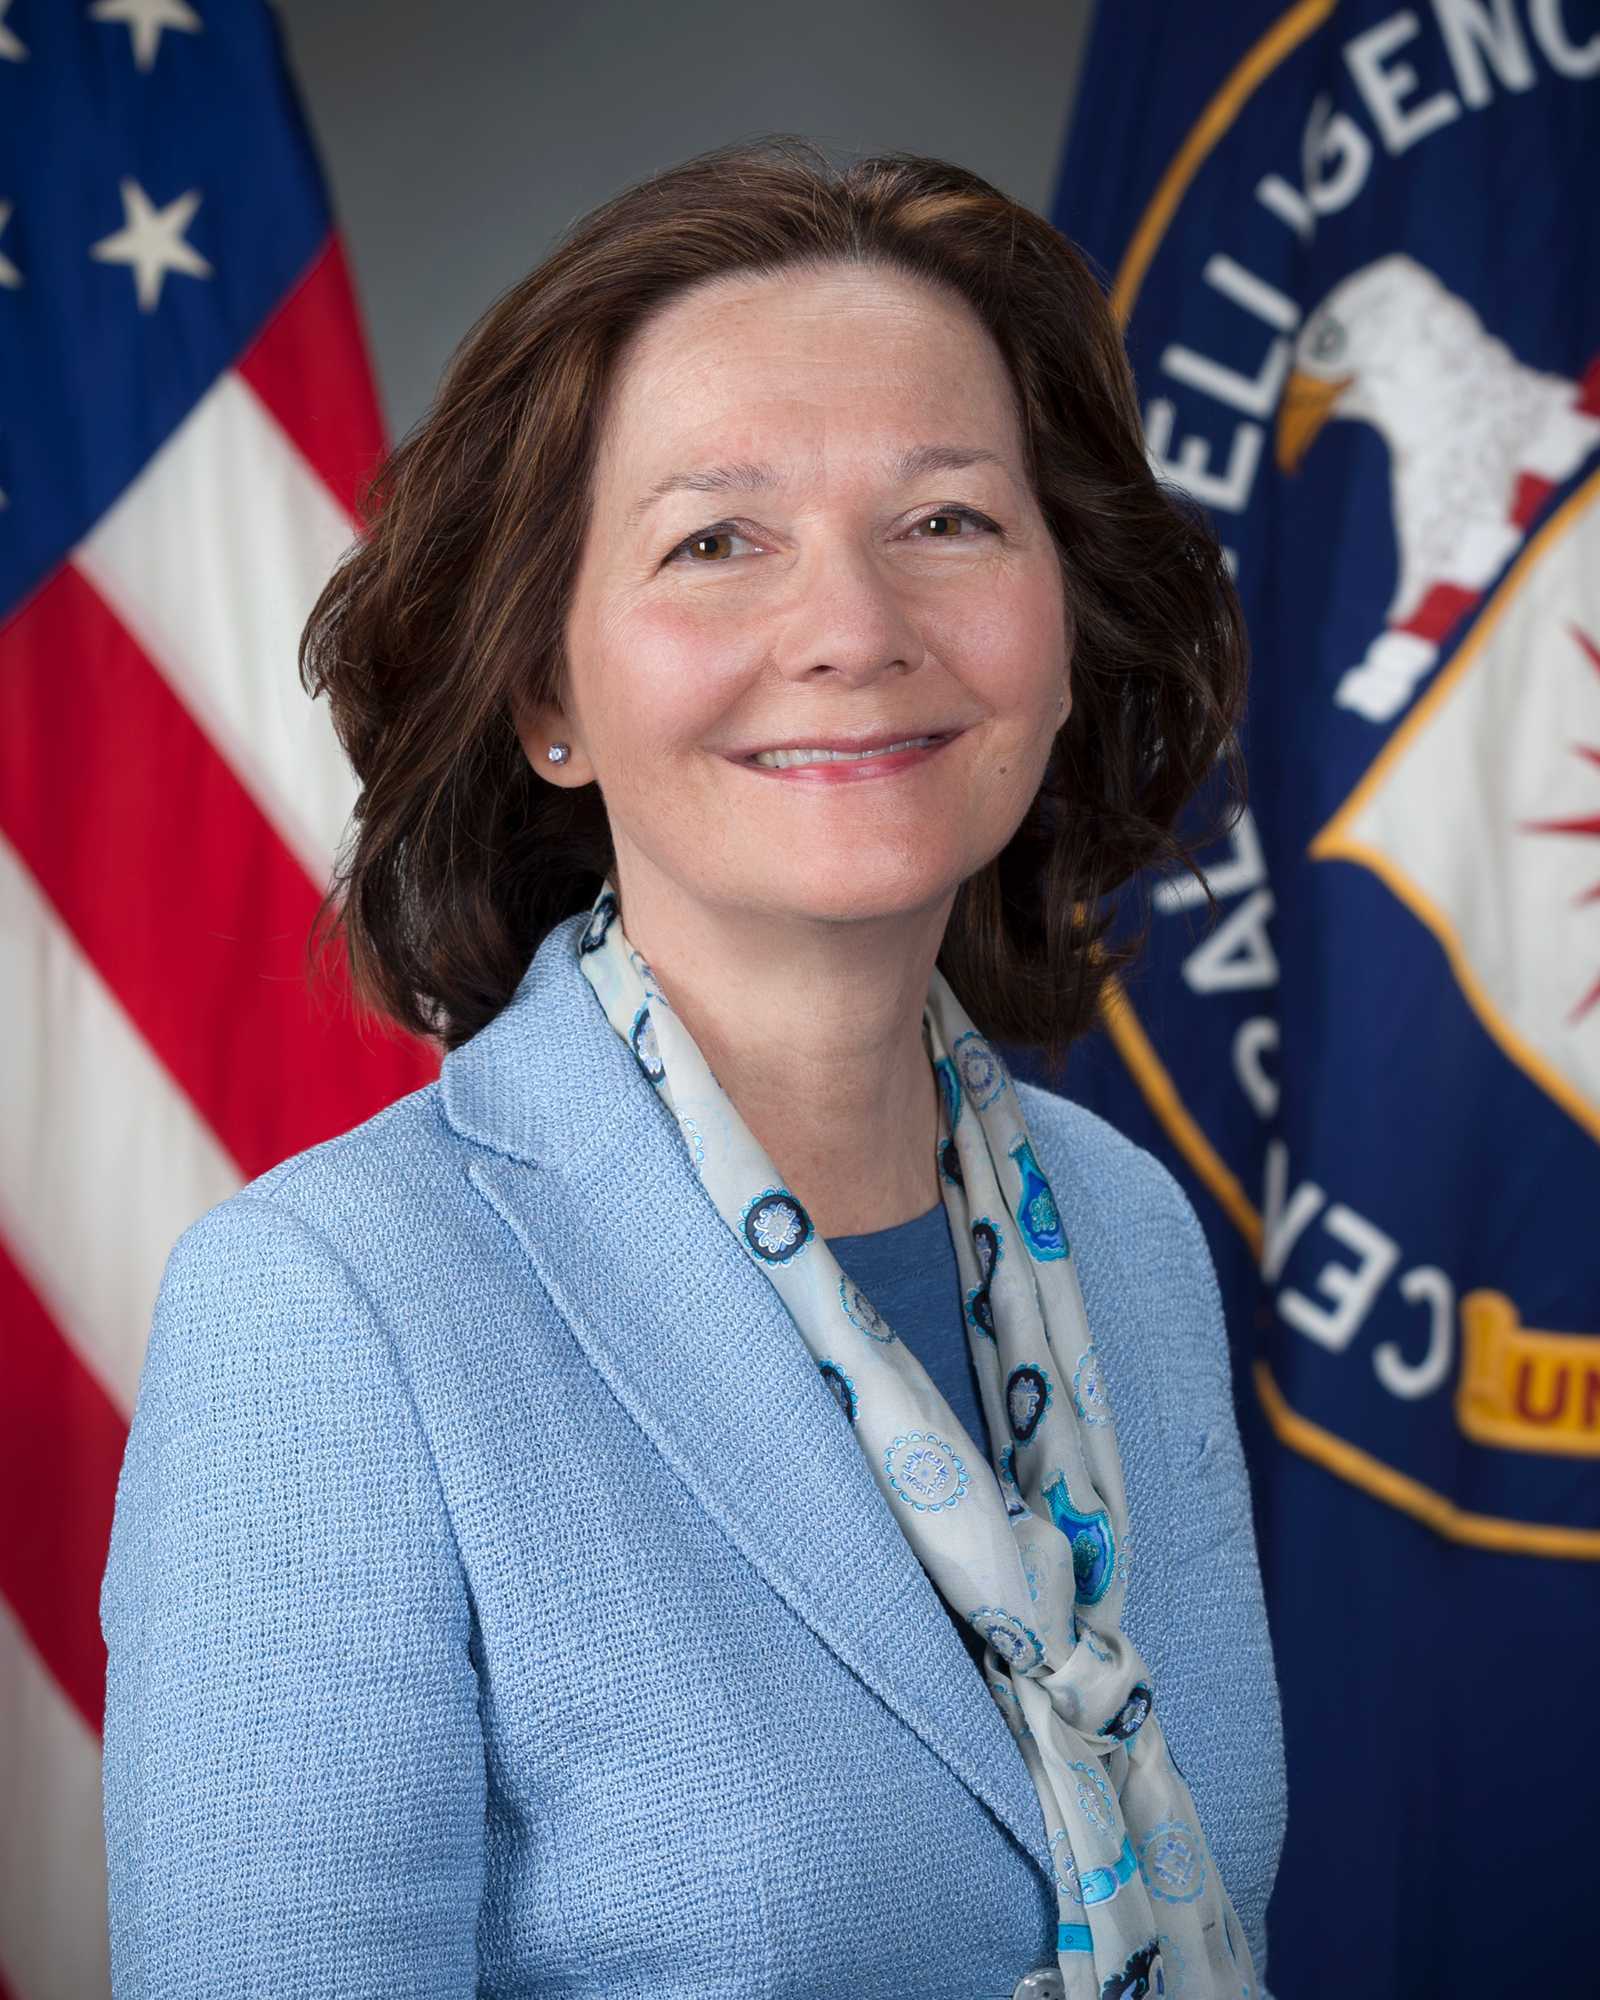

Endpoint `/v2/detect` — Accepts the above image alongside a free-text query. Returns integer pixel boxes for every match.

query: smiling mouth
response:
[744,734,950,770]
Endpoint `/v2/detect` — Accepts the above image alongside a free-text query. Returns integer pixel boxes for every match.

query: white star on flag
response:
[88,0,203,73]
[89,176,212,311]
[0,0,27,63]
[0,201,21,288]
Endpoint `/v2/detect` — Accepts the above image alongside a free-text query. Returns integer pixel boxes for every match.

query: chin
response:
[747,854,968,926]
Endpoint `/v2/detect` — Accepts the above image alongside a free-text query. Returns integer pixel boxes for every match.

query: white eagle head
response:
[1276,253,1481,473]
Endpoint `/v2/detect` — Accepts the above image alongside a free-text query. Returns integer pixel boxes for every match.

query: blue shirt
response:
[828,1197,994,1465]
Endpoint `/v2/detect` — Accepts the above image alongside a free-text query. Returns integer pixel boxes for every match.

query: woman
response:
[100,137,1285,1998]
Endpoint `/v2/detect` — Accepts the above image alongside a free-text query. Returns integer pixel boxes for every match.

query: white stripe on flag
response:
[0,832,242,1418]
[0,1598,110,2000]
[73,369,363,887]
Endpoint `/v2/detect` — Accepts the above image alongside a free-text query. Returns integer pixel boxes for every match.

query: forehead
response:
[594,263,1024,489]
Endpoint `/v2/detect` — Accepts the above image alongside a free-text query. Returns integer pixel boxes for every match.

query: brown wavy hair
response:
[300,134,1247,1073]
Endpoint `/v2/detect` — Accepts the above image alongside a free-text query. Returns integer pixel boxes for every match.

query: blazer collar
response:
[440,912,1052,1878]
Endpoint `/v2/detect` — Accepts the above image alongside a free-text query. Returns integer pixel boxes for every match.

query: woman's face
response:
[531,261,1070,933]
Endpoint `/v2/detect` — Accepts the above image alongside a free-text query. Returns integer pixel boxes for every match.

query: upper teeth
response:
[751,737,937,769]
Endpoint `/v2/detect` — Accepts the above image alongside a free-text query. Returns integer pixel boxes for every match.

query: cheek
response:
[589,603,745,761]
[949,577,1067,806]
[935,565,1066,695]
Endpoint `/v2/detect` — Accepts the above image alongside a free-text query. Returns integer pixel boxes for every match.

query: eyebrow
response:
[625,443,1009,528]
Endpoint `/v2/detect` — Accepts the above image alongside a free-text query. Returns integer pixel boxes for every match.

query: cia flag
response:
[1025,4,1600,1993]
[0,5,436,1994]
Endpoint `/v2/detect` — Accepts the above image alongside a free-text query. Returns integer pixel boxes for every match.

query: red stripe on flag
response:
[0,565,437,1180]
[0,1241,124,1737]
[235,231,390,524]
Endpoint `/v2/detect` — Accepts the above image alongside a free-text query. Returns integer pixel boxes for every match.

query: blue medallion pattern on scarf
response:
[818,1361,857,1426]
[579,888,618,953]
[935,1054,963,1133]
[970,1606,1045,1671]
[741,1188,813,1264]
[839,1275,895,1342]
[884,1431,969,1513]
[1103,1682,1154,1745]
[630,1003,664,1085]
[1074,1344,1111,1426]
[1010,1136,1068,1260]
[1042,1474,1116,1605]
[952,1028,1007,1108]
[1099,1940,1166,1999]
[1007,1362,1053,1444]
[1138,1823,1206,1906]
[997,1443,1031,1522]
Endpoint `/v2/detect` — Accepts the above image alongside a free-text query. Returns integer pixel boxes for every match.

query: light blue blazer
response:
[100,911,1287,1998]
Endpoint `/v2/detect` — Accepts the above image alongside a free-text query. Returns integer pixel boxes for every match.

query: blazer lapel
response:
[441,913,1052,1880]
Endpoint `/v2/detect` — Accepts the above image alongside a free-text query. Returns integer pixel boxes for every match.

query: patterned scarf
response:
[576,878,1254,2000]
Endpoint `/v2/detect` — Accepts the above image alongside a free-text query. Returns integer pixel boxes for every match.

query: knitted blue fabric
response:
[100,911,1287,1999]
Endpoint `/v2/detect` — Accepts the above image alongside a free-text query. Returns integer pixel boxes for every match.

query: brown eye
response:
[910,508,998,540]
[666,520,752,564]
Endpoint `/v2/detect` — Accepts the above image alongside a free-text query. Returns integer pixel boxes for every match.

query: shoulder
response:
[136,1079,498,1439]
[1012,1078,1236,1413]
[166,1079,460,1281]
[145,1081,449,1368]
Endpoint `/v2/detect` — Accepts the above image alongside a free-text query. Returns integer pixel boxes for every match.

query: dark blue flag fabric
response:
[1026,3,1600,1992]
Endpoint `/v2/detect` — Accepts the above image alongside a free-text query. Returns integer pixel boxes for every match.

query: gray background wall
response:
[274,0,1097,440]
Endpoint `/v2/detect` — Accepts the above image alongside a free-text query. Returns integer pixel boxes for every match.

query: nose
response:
[767,533,925,687]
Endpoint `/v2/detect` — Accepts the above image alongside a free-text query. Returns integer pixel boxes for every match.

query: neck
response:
[612,861,954,1240]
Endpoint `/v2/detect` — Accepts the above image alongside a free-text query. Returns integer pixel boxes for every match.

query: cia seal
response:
[741,1188,813,1264]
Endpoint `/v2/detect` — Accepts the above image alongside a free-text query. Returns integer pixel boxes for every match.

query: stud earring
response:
[546,743,570,764]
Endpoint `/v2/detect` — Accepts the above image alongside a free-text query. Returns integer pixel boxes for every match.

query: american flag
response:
[0,5,439,1990]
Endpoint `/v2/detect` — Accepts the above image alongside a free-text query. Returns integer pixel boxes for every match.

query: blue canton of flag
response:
[0,6,434,1992]
[1017,3,1600,1993]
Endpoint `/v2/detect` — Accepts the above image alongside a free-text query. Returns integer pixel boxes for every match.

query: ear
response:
[511,687,595,786]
